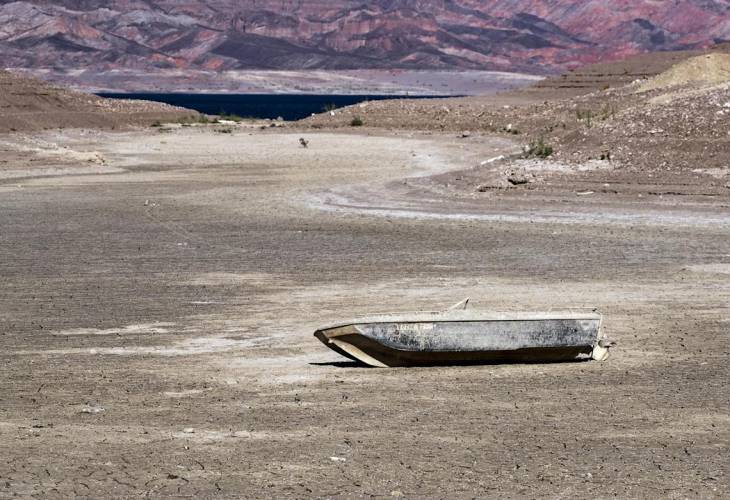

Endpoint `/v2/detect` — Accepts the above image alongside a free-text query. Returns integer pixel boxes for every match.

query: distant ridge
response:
[0,0,727,78]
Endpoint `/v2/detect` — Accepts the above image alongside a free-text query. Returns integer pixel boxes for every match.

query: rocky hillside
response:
[0,69,196,132]
[0,0,727,75]
[301,48,730,184]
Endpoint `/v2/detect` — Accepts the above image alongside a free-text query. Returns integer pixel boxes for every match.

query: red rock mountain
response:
[0,0,728,74]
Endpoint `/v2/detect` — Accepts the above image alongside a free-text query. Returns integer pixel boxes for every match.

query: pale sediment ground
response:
[0,125,728,498]
[20,68,542,96]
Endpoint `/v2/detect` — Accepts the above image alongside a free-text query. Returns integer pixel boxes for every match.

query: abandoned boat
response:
[314,301,611,367]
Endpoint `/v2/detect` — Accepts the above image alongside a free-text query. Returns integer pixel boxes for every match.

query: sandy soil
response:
[0,70,196,134]
[0,125,728,498]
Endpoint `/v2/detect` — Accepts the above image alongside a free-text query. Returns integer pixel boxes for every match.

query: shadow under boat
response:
[314,299,613,368]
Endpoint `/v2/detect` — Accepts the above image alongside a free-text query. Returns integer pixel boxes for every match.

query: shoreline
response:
[10,68,544,96]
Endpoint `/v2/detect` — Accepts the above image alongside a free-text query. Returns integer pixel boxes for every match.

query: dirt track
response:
[1,126,728,498]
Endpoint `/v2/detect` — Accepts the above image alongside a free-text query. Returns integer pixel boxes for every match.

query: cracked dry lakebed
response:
[0,127,728,498]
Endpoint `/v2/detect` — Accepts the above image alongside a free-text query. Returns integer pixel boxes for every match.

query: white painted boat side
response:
[317,310,602,332]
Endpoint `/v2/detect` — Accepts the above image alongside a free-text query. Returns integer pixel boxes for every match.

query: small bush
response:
[524,137,554,159]
[323,103,337,112]
[216,127,233,134]
[350,116,364,127]
[177,114,210,125]
[218,112,243,122]
[576,109,593,127]
[151,121,162,127]
[600,103,617,121]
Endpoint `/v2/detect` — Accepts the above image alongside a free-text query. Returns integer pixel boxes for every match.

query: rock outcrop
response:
[0,0,727,76]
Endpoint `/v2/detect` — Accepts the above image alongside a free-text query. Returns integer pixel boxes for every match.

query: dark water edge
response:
[97,93,451,121]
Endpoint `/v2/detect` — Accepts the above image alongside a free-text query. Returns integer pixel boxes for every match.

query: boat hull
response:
[314,312,607,367]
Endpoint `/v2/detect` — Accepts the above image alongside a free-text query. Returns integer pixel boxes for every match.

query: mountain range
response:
[1,0,728,75]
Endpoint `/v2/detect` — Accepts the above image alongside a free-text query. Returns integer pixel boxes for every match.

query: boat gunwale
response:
[315,311,603,333]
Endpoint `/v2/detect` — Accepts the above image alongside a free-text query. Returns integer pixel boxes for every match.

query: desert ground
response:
[0,121,728,498]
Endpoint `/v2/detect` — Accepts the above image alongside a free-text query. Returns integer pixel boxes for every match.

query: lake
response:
[97,93,448,121]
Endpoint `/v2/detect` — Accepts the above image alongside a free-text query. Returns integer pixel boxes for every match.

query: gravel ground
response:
[0,126,728,498]
[300,49,730,183]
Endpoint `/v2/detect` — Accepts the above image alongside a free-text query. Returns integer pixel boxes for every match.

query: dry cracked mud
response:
[0,127,728,498]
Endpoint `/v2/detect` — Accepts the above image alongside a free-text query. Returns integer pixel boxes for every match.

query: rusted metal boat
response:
[314,300,611,367]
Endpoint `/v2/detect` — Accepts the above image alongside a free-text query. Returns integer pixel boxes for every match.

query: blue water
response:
[97,93,447,121]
